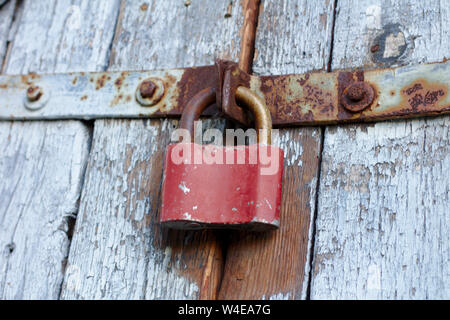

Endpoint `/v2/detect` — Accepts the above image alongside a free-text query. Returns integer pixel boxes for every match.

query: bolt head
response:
[341,82,375,113]
[139,80,157,99]
[347,84,365,101]
[27,86,42,101]
[136,78,165,107]
[24,84,51,111]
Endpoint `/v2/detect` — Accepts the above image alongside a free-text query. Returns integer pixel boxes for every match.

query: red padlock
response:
[160,86,284,231]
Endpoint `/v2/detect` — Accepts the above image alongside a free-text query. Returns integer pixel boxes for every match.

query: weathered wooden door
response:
[0,0,448,299]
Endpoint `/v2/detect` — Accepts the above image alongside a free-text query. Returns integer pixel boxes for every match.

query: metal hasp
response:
[0,59,449,125]
[258,60,450,125]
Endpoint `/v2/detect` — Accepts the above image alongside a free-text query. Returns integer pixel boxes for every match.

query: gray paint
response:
[61,0,244,300]
[0,0,120,299]
[311,0,450,299]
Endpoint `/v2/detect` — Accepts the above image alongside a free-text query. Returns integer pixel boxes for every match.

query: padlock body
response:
[160,143,284,231]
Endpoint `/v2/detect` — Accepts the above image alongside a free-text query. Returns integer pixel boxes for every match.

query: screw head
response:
[139,80,157,98]
[136,78,165,107]
[341,82,375,112]
[26,86,43,102]
[347,85,365,101]
[24,84,51,111]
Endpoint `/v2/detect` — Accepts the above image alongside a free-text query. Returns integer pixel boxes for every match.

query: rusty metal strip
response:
[0,66,218,120]
[0,60,449,125]
[252,59,450,125]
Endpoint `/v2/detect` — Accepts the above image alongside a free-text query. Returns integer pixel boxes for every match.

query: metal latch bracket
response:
[0,59,449,126]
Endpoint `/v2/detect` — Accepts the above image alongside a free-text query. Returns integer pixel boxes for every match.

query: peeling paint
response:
[178,182,190,194]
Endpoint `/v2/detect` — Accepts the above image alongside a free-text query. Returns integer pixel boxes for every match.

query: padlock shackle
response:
[180,86,272,144]
[179,87,216,142]
[235,86,272,145]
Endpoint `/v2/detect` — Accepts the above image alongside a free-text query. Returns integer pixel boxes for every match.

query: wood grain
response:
[252,0,334,76]
[0,0,15,68]
[0,0,120,299]
[62,0,244,300]
[5,0,120,74]
[218,0,335,300]
[0,121,90,299]
[62,119,225,299]
[311,0,450,299]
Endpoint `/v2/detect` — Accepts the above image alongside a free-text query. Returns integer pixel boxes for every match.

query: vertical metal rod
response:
[238,0,261,74]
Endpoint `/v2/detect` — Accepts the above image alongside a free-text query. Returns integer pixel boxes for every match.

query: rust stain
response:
[255,66,447,126]
[370,44,380,53]
[110,69,135,107]
[354,78,449,121]
[297,73,310,86]
[20,74,40,85]
[110,94,124,107]
[95,74,111,90]
[260,73,335,124]
[174,66,217,116]
[140,3,148,11]
[20,75,29,84]
[338,76,449,122]
[114,71,129,91]
[400,79,447,111]
[27,73,40,80]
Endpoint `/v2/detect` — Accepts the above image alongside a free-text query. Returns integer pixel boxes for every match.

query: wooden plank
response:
[311,0,450,299]
[62,119,226,299]
[0,0,15,67]
[5,0,120,74]
[0,0,120,299]
[61,0,244,299]
[218,0,335,299]
[0,121,91,299]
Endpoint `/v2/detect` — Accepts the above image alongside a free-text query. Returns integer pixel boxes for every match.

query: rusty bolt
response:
[24,84,50,111]
[341,82,375,112]
[139,80,157,99]
[136,78,165,107]
[26,85,43,102]
[347,85,365,101]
